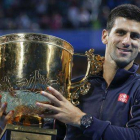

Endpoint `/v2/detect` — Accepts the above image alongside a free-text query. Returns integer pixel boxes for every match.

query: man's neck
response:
[103,60,117,87]
[103,60,133,87]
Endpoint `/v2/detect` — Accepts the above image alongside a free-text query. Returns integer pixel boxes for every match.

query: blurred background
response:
[0,0,140,77]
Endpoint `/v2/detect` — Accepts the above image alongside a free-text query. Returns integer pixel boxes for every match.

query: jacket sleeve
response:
[83,93,140,140]
[83,117,140,140]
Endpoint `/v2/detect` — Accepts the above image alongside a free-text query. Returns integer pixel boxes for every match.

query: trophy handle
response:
[70,49,104,106]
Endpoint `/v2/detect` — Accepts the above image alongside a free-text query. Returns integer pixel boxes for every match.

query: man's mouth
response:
[117,47,132,54]
[117,47,131,52]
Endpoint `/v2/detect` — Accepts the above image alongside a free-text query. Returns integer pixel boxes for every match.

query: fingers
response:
[47,87,66,101]
[0,103,7,117]
[40,91,61,106]
[39,113,57,119]
[5,110,14,122]
[36,102,59,113]
[40,86,67,106]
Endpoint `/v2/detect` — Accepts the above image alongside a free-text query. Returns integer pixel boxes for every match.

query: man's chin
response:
[115,60,130,68]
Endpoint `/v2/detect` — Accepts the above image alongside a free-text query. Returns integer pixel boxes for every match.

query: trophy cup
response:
[0,33,104,140]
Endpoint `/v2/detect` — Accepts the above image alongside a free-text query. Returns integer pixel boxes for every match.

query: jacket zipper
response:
[99,89,108,119]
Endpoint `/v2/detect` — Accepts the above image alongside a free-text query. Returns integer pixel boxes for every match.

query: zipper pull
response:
[102,89,108,100]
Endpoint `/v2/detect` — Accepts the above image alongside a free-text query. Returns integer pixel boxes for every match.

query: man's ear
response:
[102,29,108,44]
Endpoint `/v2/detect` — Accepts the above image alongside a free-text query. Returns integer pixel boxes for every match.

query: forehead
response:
[111,17,140,33]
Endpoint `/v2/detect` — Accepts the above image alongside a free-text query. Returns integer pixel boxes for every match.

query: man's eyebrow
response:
[115,28,126,32]
[115,28,140,35]
[131,32,140,35]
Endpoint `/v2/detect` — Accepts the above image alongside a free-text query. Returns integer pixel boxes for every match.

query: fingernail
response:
[36,102,40,106]
[47,86,52,91]
[5,102,7,106]
[2,102,7,108]
[10,110,14,114]
[40,91,46,95]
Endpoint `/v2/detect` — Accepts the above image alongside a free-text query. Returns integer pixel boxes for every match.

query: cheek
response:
[108,36,120,46]
[107,40,119,53]
[137,44,140,52]
[106,36,121,54]
[133,48,139,56]
[131,46,139,59]
[132,43,140,53]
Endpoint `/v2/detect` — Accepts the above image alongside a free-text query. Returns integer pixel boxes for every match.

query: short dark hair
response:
[107,4,140,31]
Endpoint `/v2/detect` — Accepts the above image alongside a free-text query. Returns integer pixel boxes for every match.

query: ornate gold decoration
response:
[70,49,104,105]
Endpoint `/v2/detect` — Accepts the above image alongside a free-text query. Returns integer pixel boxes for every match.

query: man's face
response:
[102,17,140,68]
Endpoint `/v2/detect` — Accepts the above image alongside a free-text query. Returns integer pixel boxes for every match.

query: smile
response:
[117,48,132,54]
[117,47,132,52]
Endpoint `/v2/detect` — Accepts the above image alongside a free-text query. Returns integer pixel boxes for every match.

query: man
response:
[35,4,140,140]
[1,4,140,140]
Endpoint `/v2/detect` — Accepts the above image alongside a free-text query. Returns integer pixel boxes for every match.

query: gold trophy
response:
[0,33,104,140]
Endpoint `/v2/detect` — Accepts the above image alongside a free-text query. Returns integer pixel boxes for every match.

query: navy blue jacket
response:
[65,63,140,140]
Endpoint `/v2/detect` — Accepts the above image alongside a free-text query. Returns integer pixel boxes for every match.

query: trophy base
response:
[0,124,57,140]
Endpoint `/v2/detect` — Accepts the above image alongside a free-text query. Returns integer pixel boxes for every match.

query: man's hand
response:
[36,86,86,127]
[0,95,14,130]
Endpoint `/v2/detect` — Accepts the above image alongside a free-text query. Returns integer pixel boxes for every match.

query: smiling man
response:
[104,17,140,68]
[35,4,140,140]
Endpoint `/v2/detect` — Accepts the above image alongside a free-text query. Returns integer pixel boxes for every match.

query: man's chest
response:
[78,83,136,127]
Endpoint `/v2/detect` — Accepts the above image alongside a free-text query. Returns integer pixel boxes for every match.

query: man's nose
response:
[122,34,131,47]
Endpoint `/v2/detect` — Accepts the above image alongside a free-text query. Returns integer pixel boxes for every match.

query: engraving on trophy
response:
[0,70,61,93]
[0,76,12,91]
[16,70,50,92]
[0,70,62,116]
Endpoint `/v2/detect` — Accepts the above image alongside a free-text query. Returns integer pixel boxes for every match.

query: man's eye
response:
[131,33,140,40]
[117,31,125,35]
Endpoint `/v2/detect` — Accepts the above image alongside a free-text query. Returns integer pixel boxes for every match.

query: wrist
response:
[80,114,93,130]
[73,112,86,127]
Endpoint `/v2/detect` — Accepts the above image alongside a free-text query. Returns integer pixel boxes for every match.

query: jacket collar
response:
[91,63,139,89]
[109,63,139,87]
